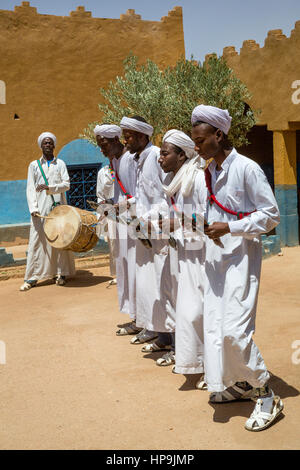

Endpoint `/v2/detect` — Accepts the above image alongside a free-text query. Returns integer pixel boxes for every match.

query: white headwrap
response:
[37,132,56,148]
[120,116,153,137]
[191,104,232,135]
[94,124,122,139]
[162,129,204,198]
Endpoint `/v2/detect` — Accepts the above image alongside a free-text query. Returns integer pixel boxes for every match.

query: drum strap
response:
[36,159,59,208]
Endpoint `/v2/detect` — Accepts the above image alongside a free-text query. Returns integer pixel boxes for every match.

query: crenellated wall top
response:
[217,20,300,131]
[220,21,300,60]
[3,2,182,23]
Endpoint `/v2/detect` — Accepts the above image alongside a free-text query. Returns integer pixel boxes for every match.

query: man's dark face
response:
[122,129,144,154]
[191,124,222,160]
[158,142,185,174]
[41,138,55,158]
[96,135,117,158]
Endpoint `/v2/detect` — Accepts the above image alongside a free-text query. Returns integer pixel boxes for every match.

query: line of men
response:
[21,105,283,432]
[93,105,283,432]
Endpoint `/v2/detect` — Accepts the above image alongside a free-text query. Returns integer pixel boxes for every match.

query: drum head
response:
[44,205,80,249]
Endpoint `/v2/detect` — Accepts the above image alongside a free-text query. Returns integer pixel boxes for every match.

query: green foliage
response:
[81,54,258,148]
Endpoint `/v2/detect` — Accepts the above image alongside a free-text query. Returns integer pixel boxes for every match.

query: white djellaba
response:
[192,105,283,432]
[162,129,207,375]
[191,105,280,391]
[94,124,123,279]
[112,149,138,320]
[120,117,176,335]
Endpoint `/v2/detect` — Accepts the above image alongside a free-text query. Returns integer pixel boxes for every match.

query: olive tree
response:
[82,54,257,147]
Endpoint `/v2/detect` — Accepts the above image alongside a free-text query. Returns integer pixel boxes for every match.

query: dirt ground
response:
[0,247,299,450]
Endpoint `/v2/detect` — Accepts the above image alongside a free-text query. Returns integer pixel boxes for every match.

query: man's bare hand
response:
[204,222,230,239]
[36,184,49,192]
[158,217,176,233]
[113,201,130,216]
[31,211,40,217]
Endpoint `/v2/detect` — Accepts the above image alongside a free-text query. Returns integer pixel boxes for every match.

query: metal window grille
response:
[66,163,102,210]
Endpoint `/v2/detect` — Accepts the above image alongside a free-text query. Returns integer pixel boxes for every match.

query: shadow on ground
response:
[209,402,286,427]
[178,374,205,391]
[204,371,297,424]
[65,270,112,287]
[268,371,300,399]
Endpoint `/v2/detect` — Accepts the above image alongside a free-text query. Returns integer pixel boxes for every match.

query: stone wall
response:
[0,2,185,181]
[220,24,300,131]
[217,23,300,246]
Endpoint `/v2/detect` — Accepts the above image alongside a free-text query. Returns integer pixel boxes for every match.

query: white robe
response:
[132,143,176,333]
[204,149,280,392]
[96,165,116,277]
[25,156,75,281]
[168,171,207,374]
[113,151,137,318]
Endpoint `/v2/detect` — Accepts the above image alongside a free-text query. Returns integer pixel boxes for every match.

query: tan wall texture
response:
[219,23,300,132]
[0,2,185,181]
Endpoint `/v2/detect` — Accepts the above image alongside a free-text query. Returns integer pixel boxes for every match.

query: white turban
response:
[94,124,122,139]
[162,129,203,198]
[120,116,153,137]
[37,132,56,148]
[191,104,232,135]
[163,129,197,160]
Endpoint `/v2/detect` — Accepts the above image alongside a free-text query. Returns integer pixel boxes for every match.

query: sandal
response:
[245,396,284,432]
[20,280,37,291]
[141,341,171,353]
[116,321,142,336]
[209,382,257,403]
[56,275,66,286]
[156,351,175,366]
[195,374,208,390]
[130,328,158,344]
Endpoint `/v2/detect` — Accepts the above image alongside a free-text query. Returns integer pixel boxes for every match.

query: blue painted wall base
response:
[0,238,109,266]
[0,247,14,266]
[0,139,107,226]
[275,185,299,246]
[261,234,281,259]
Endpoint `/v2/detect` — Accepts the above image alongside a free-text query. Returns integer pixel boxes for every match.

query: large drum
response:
[44,205,98,252]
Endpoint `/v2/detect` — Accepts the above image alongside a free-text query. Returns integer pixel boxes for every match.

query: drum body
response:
[44,205,98,252]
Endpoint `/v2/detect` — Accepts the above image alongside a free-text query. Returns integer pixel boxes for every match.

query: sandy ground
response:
[0,247,299,450]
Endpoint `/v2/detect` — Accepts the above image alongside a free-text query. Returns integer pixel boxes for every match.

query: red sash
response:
[170,196,178,212]
[204,168,256,220]
[115,170,133,199]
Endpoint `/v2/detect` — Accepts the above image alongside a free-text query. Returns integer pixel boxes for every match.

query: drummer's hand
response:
[36,184,49,192]
[31,211,40,217]
[204,222,230,239]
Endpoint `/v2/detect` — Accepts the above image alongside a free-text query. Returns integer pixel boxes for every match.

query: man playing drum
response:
[20,132,75,291]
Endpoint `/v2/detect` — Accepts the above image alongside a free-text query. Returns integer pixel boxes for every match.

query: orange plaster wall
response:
[0,3,185,181]
[221,24,300,132]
